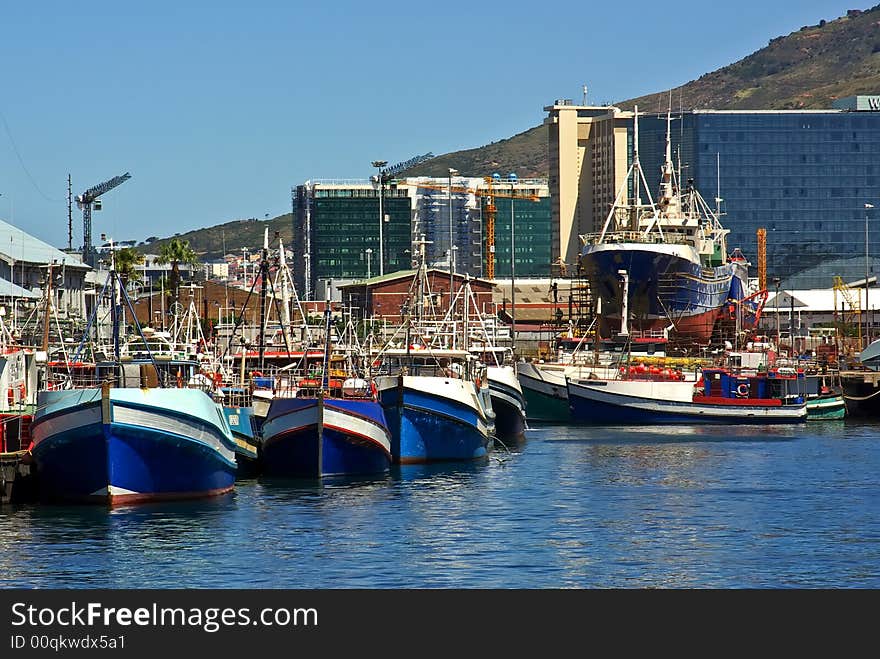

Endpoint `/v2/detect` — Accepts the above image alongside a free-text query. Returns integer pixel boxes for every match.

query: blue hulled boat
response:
[258,306,392,478]
[32,374,237,505]
[261,389,391,478]
[375,348,494,464]
[566,367,808,425]
[30,266,237,505]
[579,108,753,344]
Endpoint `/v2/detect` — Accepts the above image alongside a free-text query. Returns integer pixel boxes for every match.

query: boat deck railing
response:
[581,230,696,247]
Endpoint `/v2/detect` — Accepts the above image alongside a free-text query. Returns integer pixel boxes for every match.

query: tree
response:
[156,237,200,314]
[114,247,145,290]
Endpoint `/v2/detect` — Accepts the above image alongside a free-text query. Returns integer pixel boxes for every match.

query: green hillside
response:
[143,214,292,262]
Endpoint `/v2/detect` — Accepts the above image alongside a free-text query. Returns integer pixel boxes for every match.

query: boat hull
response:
[567,378,807,424]
[580,245,740,343]
[517,363,569,423]
[487,368,526,437]
[31,388,237,505]
[222,405,262,477]
[261,397,391,477]
[377,375,491,464]
[806,394,846,420]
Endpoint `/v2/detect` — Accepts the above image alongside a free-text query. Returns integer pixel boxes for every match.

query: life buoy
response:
[736,383,749,398]
[6,388,13,406]
[370,381,378,398]
[475,377,482,388]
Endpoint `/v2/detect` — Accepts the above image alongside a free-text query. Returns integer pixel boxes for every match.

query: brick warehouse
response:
[338,269,495,324]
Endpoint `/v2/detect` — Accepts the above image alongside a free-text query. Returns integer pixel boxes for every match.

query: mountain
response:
[142,214,292,262]
[403,5,880,179]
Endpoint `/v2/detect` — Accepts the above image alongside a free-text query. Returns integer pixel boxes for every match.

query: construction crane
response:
[76,172,132,267]
[377,153,435,182]
[756,227,767,292]
[833,275,862,352]
[394,177,539,279]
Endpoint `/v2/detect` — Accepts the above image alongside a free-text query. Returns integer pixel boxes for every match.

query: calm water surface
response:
[2,422,879,588]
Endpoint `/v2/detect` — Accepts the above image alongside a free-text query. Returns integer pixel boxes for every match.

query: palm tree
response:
[114,247,145,290]
[156,238,200,314]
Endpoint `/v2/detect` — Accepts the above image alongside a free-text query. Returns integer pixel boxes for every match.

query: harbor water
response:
[2,422,879,588]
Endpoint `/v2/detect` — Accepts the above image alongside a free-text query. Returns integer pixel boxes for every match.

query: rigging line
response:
[0,108,64,203]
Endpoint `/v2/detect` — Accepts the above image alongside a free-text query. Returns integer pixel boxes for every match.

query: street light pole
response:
[772,277,781,354]
[867,203,874,348]
[448,168,459,303]
[372,160,388,277]
[365,248,372,280]
[509,172,518,352]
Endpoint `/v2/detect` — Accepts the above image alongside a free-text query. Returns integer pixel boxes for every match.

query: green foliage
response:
[114,247,145,287]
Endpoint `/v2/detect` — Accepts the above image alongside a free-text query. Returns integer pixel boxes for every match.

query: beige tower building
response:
[544,100,632,273]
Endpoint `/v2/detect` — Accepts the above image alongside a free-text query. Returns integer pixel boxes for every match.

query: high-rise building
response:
[546,97,880,289]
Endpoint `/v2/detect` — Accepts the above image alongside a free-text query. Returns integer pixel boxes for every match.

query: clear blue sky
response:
[0,0,864,250]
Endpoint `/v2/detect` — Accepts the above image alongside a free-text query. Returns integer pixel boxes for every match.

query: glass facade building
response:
[294,178,553,298]
[635,106,880,289]
[488,195,553,278]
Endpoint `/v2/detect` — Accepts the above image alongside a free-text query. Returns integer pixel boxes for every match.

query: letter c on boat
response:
[736,383,749,397]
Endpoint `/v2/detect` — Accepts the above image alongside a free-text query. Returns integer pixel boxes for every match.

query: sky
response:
[0,0,866,251]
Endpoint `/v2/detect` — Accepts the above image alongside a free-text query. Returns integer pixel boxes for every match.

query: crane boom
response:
[77,172,132,204]
[77,172,132,267]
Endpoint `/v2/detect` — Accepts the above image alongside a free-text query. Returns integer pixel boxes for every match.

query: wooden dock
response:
[1,451,35,504]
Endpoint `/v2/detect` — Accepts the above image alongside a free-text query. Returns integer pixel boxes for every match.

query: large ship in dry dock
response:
[579,108,752,345]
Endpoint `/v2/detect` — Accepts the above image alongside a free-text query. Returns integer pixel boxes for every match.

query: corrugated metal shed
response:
[0,219,89,269]
[766,289,866,312]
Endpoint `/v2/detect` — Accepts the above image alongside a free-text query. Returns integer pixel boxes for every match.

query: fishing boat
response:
[517,330,679,423]
[30,269,237,505]
[32,359,238,504]
[260,309,392,478]
[805,387,846,420]
[372,238,494,463]
[374,347,493,463]
[431,276,525,439]
[566,367,808,424]
[579,107,755,344]
[470,346,526,438]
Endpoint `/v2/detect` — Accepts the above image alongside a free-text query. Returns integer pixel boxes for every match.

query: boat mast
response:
[258,228,269,372]
[278,238,292,351]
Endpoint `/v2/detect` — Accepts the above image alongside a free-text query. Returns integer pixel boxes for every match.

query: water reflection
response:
[2,423,879,588]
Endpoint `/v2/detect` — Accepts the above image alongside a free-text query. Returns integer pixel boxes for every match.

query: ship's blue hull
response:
[581,246,742,342]
[32,390,237,505]
[261,397,391,477]
[379,380,491,464]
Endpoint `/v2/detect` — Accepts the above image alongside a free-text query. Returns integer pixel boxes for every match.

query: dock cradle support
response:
[1,451,35,505]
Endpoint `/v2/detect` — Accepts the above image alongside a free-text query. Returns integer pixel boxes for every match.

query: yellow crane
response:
[756,228,767,292]
[833,275,862,351]
[393,178,539,279]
